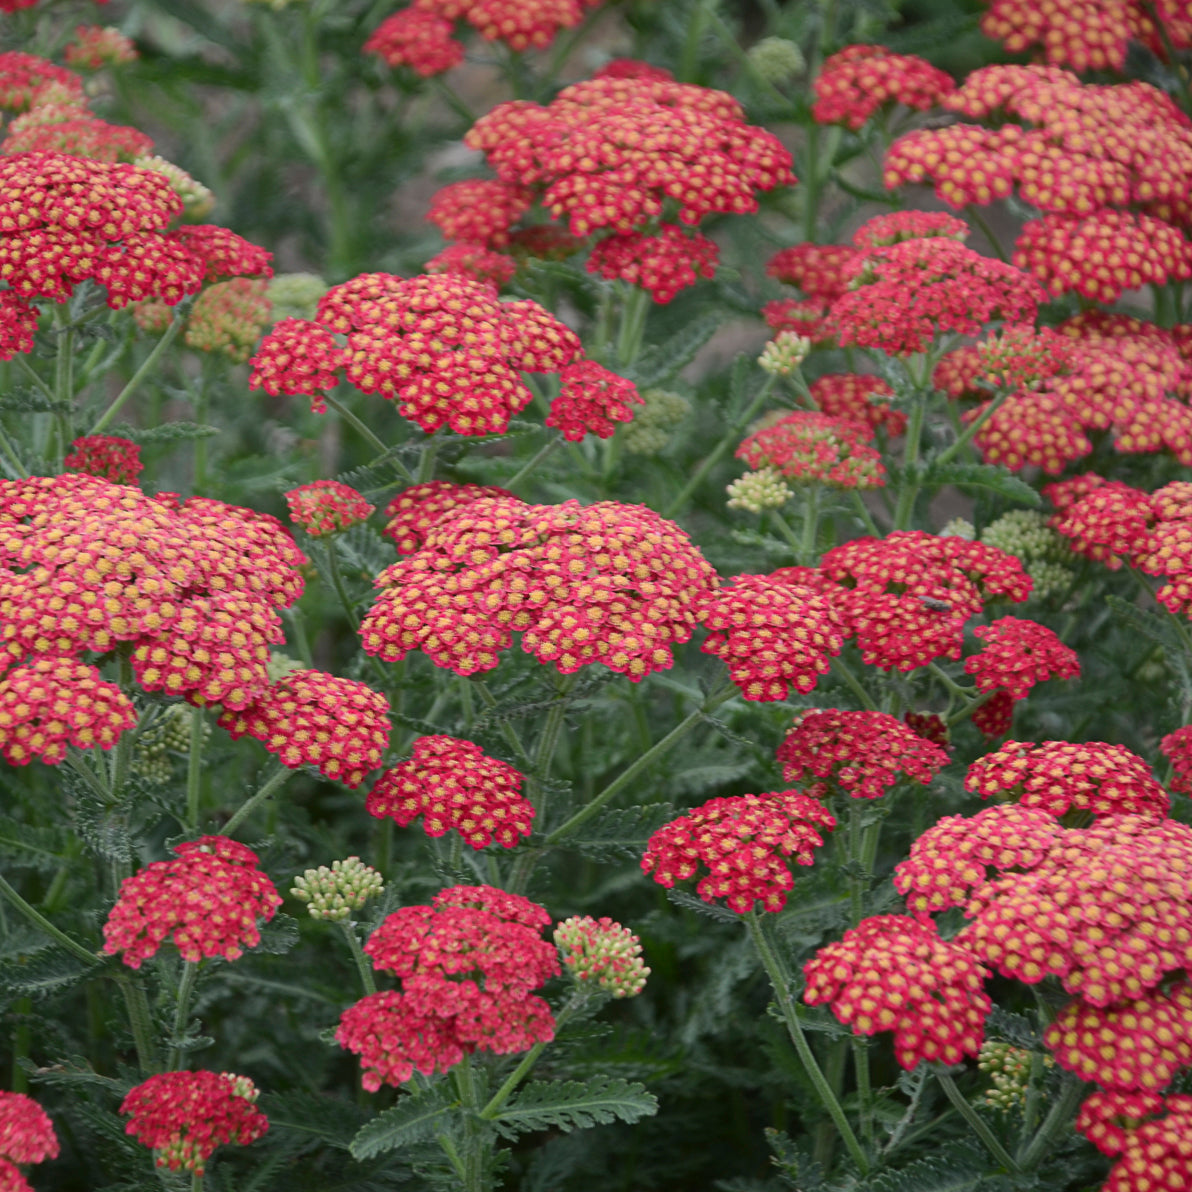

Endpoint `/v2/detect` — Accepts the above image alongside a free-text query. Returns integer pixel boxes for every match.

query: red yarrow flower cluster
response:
[803,914,991,1068]
[776,708,950,800]
[766,242,861,299]
[962,616,1080,701]
[103,836,281,969]
[695,574,844,701]
[425,242,517,286]
[365,9,464,76]
[381,480,517,554]
[0,53,84,112]
[1103,1095,1192,1190]
[1,106,152,163]
[64,25,138,70]
[367,734,533,849]
[1077,1088,1167,1157]
[284,481,375,537]
[1160,725,1192,795]
[217,669,389,788]
[64,434,142,484]
[546,360,643,441]
[337,885,558,1088]
[812,45,954,129]
[120,1071,267,1175]
[0,290,38,360]
[641,790,835,913]
[247,317,343,409]
[808,373,905,436]
[361,497,717,680]
[852,210,969,250]
[426,179,533,248]
[587,225,719,303]
[736,411,885,489]
[0,1092,58,1181]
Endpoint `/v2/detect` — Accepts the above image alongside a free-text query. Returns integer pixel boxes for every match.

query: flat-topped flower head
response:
[381,481,519,555]
[362,497,718,681]
[641,790,835,913]
[963,617,1080,701]
[64,435,142,485]
[1103,1095,1192,1191]
[587,225,718,303]
[808,373,905,436]
[103,836,281,969]
[851,210,969,250]
[736,411,885,489]
[285,481,375,537]
[803,914,991,1069]
[217,670,389,788]
[812,45,954,129]
[0,53,84,112]
[184,277,272,362]
[120,1071,268,1175]
[696,574,844,701]
[1161,725,1192,795]
[425,242,517,286]
[777,708,949,800]
[554,915,650,998]
[365,9,464,76]
[426,178,532,247]
[0,291,38,361]
[1077,1088,1167,1157]
[965,739,1170,821]
[367,734,533,849]
[0,1091,58,1166]
[766,242,861,300]
[1,107,152,162]
[247,317,343,409]
[547,360,643,441]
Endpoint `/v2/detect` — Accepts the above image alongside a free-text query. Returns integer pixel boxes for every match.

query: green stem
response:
[746,911,870,1175]
[545,681,737,844]
[506,435,562,492]
[529,675,574,821]
[472,679,534,768]
[13,353,57,406]
[0,419,27,478]
[1017,1074,1085,1169]
[964,205,1009,262]
[452,1057,486,1192]
[664,375,776,518]
[220,765,292,837]
[937,1070,1020,1173]
[800,485,821,564]
[324,541,360,630]
[615,285,651,367]
[831,657,878,712]
[0,873,100,965]
[893,395,927,530]
[322,391,404,470]
[340,922,377,996]
[928,662,976,703]
[678,0,711,82]
[90,306,190,434]
[417,433,440,483]
[933,388,1013,469]
[186,706,205,832]
[168,961,200,1071]
[850,490,880,536]
[117,976,160,1073]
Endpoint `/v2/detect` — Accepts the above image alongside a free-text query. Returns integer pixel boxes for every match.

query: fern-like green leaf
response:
[630,311,727,388]
[491,1075,658,1140]
[261,1090,369,1150]
[665,887,740,923]
[921,462,1040,507]
[107,421,220,444]
[1105,594,1183,652]
[568,803,674,860]
[0,818,71,871]
[349,1086,458,1160]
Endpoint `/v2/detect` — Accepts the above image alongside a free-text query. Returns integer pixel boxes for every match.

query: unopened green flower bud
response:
[623,388,691,455]
[982,510,1066,562]
[554,915,650,998]
[727,467,793,513]
[746,36,806,86]
[939,517,975,540]
[758,331,811,376]
[1025,559,1075,603]
[978,1040,1048,1112]
[267,273,329,323]
[133,704,207,780]
[291,857,384,922]
[134,155,215,220]
[267,651,304,684]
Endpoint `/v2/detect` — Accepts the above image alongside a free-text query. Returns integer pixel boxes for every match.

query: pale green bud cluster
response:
[981,510,1074,601]
[554,915,650,998]
[746,37,806,85]
[758,331,811,376]
[267,273,330,323]
[134,155,215,220]
[727,467,793,513]
[241,0,307,8]
[939,517,976,540]
[267,651,305,684]
[223,1073,260,1102]
[291,857,384,921]
[623,388,691,455]
[978,1040,1046,1112]
[133,704,208,782]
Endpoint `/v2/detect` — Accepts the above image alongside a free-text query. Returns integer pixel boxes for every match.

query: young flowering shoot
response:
[2,106,154,163]
[587,226,718,303]
[120,1071,268,1175]
[547,361,643,441]
[803,914,991,1069]
[133,702,211,782]
[963,617,1080,702]
[980,510,1074,602]
[812,45,954,129]
[964,739,1170,821]
[382,480,520,555]
[133,154,215,220]
[284,480,375,537]
[735,411,885,489]
[904,710,949,746]
[745,37,805,86]
[103,836,281,969]
[1076,1089,1166,1157]
[1103,1095,1192,1191]
[757,332,810,376]
[337,885,558,1088]
[218,669,389,788]
[696,574,844,702]
[265,272,329,322]
[64,434,143,484]
[776,708,950,800]
[554,915,650,998]
[940,517,975,539]
[184,277,272,362]
[63,26,138,70]
[1045,980,1192,1092]
[641,790,836,913]
[367,735,534,849]
[0,1091,59,1170]
[623,388,691,455]
[291,856,384,922]
[726,468,793,513]
[977,1040,1038,1112]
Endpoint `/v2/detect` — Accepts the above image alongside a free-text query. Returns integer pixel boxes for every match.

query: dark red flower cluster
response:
[808,373,905,436]
[803,914,991,1068]
[103,836,281,969]
[0,289,38,360]
[250,272,588,436]
[964,739,1170,821]
[284,481,375,537]
[120,1071,268,1175]
[217,669,389,788]
[811,45,954,129]
[765,242,860,300]
[1160,725,1192,794]
[365,9,464,76]
[587,225,719,303]
[367,734,533,848]
[426,178,533,248]
[776,708,950,800]
[1102,1095,1192,1191]
[0,1091,58,1187]
[736,411,885,488]
[641,789,835,912]
[546,360,643,441]
[337,885,558,1088]
[381,480,517,554]
[962,616,1080,701]
[63,434,142,484]
[695,574,844,701]
[465,75,794,237]
[361,496,718,680]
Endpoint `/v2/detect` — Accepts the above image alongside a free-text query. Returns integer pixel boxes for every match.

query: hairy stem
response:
[340,922,377,997]
[90,306,190,434]
[220,765,292,837]
[936,1070,1020,1174]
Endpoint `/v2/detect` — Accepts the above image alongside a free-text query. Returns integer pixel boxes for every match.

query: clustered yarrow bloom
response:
[381,480,516,554]
[367,734,534,849]
[1103,1096,1192,1191]
[776,708,950,800]
[808,373,905,436]
[181,277,272,362]
[1160,725,1192,795]
[63,26,138,70]
[0,1091,58,1188]
[64,434,143,484]
[0,53,84,113]
[812,45,954,129]
[365,9,464,76]
[735,411,885,489]
[554,915,650,997]
[766,242,860,299]
[284,481,375,537]
[546,360,643,441]
[291,856,385,922]
[134,154,215,220]
[696,574,844,701]
[851,210,969,250]
[803,914,991,1069]
[424,242,517,286]
[217,670,389,788]
[361,497,718,680]
[426,178,533,248]
[120,1071,268,1175]
[962,616,1080,701]
[1076,1088,1167,1157]
[641,789,835,912]
[965,739,1170,821]
[587,225,719,303]
[0,289,39,361]
[1,103,153,163]
[757,332,811,377]
[102,836,281,969]
[336,885,558,1088]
